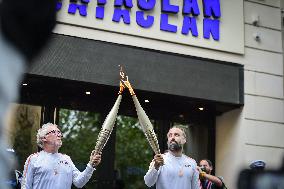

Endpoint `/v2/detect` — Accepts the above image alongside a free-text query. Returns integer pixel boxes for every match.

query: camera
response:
[238,169,284,189]
[200,166,206,172]
[238,158,284,189]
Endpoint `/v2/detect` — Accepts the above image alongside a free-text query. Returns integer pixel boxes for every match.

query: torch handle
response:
[93,95,122,154]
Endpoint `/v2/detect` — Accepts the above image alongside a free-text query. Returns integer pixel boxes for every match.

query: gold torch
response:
[120,66,160,155]
[93,80,125,155]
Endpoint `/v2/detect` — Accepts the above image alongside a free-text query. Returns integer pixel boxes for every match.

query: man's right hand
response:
[153,154,164,170]
[89,150,102,168]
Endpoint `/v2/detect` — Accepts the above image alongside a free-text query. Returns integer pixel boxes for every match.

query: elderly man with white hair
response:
[21,123,101,189]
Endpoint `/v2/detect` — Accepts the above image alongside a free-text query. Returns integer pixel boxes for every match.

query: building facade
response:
[216,0,284,188]
[13,0,284,188]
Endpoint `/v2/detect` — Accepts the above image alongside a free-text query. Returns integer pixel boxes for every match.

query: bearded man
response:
[144,125,199,189]
[21,123,101,189]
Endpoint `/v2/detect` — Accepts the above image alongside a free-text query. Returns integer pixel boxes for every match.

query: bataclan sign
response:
[57,0,221,41]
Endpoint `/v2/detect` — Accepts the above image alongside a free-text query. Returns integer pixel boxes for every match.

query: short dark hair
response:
[169,125,187,139]
[201,159,213,167]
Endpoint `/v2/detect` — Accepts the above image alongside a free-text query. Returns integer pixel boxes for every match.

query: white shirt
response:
[144,152,200,189]
[21,151,95,189]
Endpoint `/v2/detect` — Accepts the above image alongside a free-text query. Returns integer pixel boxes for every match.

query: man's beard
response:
[48,140,62,150]
[168,141,182,152]
[55,140,62,149]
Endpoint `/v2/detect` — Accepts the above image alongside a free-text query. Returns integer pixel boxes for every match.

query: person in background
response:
[198,159,226,189]
[0,0,57,188]
[21,123,101,189]
[144,125,199,189]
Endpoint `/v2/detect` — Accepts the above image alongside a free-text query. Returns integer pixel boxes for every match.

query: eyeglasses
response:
[46,130,62,137]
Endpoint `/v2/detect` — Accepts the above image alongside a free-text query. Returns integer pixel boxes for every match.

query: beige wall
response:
[216,1,284,188]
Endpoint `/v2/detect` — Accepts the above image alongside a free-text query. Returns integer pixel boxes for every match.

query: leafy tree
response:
[12,105,40,171]
[115,116,152,189]
[59,109,153,189]
[59,109,101,188]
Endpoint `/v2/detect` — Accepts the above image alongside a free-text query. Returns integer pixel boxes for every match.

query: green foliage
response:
[12,105,39,171]
[59,109,101,164]
[59,109,101,189]
[13,122,33,171]
[58,109,153,189]
[115,116,152,189]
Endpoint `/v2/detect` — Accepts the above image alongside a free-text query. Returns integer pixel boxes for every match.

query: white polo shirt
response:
[144,152,200,189]
[21,150,95,189]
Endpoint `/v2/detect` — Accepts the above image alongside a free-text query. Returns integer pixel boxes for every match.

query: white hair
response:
[36,123,58,148]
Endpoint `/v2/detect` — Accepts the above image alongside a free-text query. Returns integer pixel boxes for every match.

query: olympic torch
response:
[93,82,124,155]
[120,67,160,155]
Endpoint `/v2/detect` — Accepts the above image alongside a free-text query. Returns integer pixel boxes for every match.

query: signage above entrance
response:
[55,0,244,55]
